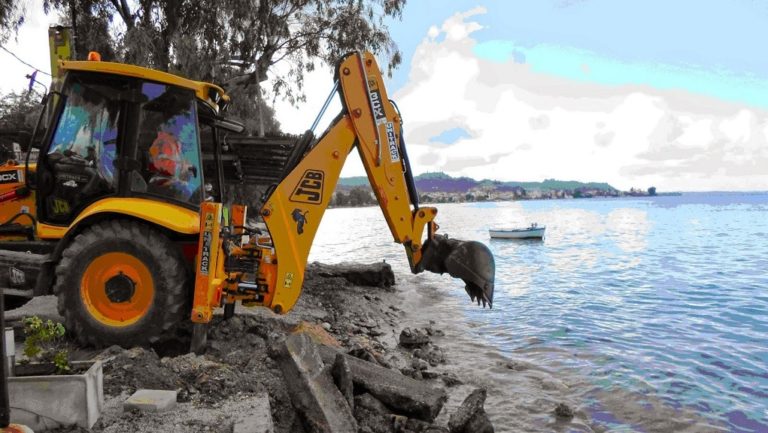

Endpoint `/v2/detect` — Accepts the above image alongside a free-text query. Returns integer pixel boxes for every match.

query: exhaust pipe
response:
[419,234,495,308]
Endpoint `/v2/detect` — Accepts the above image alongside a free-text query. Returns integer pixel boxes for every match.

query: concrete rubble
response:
[317,345,448,422]
[232,393,275,433]
[271,333,357,433]
[447,388,494,433]
[123,389,177,412]
[6,262,496,433]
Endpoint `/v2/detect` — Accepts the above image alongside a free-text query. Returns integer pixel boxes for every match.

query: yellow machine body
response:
[0,50,494,350]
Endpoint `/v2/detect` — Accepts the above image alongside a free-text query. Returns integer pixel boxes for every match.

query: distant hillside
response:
[338,172,617,193]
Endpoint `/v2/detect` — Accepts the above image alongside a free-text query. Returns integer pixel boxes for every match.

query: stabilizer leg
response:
[190,323,208,354]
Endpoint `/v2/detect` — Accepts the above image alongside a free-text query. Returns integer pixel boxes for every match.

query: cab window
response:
[134,82,202,205]
[43,76,121,222]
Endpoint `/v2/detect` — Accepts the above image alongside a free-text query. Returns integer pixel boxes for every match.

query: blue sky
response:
[386,0,767,108]
[2,1,767,190]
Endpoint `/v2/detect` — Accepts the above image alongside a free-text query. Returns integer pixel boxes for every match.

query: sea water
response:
[309,193,768,432]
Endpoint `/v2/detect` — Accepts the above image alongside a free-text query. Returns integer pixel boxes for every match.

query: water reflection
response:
[309,195,768,431]
[605,208,649,253]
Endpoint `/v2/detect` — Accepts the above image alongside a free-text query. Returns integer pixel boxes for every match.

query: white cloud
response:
[389,9,768,192]
[0,5,57,95]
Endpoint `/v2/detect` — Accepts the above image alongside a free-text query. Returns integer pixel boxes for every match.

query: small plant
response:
[22,316,71,374]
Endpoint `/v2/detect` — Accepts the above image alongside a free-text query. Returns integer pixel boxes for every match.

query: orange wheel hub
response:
[80,252,155,327]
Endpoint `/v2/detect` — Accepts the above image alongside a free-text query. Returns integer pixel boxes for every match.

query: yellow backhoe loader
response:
[0,50,495,352]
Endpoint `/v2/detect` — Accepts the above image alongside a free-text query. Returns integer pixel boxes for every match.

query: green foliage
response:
[648,186,657,196]
[332,186,375,207]
[0,0,25,43]
[41,0,406,136]
[0,90,42,130]
[22,316,71,374]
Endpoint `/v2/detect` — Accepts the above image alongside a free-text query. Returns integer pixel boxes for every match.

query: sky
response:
[2,1,767,191]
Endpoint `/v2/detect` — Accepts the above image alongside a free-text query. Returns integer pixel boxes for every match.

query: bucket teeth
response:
[419,234,495,308]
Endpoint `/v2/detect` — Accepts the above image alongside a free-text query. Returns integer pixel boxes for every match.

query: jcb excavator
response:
[0,50,495,351]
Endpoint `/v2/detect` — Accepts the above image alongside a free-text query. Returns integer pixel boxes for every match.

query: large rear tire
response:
[53,220,189,347]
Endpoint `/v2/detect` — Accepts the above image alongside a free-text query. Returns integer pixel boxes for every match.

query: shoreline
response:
[5,261,727,432]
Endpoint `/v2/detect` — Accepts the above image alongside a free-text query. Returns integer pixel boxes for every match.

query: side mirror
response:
[26,70,48,96]
[27,70,37,92]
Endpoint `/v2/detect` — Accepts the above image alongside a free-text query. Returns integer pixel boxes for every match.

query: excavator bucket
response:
[419,234,496,307]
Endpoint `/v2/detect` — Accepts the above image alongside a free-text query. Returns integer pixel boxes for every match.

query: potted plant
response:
[8,316,104,430]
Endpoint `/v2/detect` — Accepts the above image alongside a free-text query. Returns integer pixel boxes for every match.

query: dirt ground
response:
[7,262,479,433]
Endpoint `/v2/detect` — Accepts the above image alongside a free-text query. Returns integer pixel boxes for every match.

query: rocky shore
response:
[7,262,507,433]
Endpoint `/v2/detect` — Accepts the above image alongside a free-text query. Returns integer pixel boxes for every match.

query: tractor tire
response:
[53,220,189,347]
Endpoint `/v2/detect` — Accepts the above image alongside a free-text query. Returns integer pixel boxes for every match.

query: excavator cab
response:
[29,70,231,226]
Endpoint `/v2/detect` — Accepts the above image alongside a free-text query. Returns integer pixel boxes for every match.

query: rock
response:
[504,359,536,372]
[368,328,385,337]
[448,388,493,433]
[322,322,332,331]
[413,345,446,366]
[348,342,391,368]
[440,373,462,387]
[412,358,429,371]
[463,412,494,433]
[332,354,355,411]
[554,402,574,419]
[421,371,439,380]
[354,394,395,433]
[424,325,445,337]
[356,393,390,414]
[392,415,408,432]
[308,261,395,288]
[399,328,430,347]
[355,316,378,329]
[271,333,357,432]
[318,345,448,422]
[406,418,450,433]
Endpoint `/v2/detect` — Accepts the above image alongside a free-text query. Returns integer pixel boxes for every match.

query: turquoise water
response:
[311,193,768,432]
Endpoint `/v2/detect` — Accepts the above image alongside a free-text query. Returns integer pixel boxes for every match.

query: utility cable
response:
[0,45,52,76]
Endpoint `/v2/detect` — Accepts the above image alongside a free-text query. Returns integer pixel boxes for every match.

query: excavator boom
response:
[253,52,495,313]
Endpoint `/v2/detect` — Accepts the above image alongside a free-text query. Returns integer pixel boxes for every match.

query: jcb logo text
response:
[290,170,325,204]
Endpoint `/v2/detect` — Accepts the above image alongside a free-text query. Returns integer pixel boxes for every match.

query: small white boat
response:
[489,223,546,239]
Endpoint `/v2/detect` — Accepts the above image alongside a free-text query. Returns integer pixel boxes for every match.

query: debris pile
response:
[16,262,496,433]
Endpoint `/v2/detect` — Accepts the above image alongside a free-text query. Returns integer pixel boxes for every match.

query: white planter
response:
[8,360,104,431]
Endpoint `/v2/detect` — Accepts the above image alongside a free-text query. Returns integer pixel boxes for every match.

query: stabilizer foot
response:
[190,323,208,354]
[223,302,235,320]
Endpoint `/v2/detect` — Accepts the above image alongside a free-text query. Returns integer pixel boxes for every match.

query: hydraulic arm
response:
[191,51,495,335]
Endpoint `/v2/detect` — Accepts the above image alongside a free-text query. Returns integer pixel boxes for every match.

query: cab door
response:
[36,73,124,224]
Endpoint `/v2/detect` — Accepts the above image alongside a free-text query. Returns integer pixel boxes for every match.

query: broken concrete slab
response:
[124,389,177,412]
[332,353,354,411]
[308,261,395,288]
[318,345,447,422]
[353,393,393,433]
[232,392,275,433]
[272,333,357,433]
